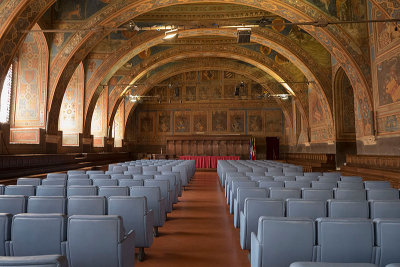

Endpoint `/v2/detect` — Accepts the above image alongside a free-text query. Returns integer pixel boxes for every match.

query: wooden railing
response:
[342,154,400,188]
[0,152,130,180]
[283,153,336,172]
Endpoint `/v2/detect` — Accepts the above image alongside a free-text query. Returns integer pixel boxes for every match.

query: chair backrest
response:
[110,174,132,180]
[287,199,326,219]
[274,176,296,182]
[0,196,26,215]
[17,178,41,186]
[127,166,142,174]
[258,181,284,192]
[369,200,400,219]
[144,180,170,200]
[303,172,322,177]
[296,176,318,182]
[367,189,399,201]
[112,166,128,173]
[11,214,66,256]
[67,170,86,175]
[267,167,283,173]
[67,196,106,216]
[97,186,129,198]
[92,179,118,187]
[269,188,301,200]
[333,189,367,201]
[67,179,92,186]
[341,176,363,182]
[257,217,315,267]
[243,198,284,249]
[35,186,66,197]
[47,173,67,179]
[318,176,340,183]
[284,181,311,189]
[316,218,374,263]
[130,186,161,212]
[0,255,68,266]
[155,174,177,189]
[249,176,274,182]
[0,213,12,256]
[133,174,154,181]
[364,181,391,189]
[374,218,400,267]
[89,174,111,180]
[237,188,268,213]
[232,181,257,200]
[142,166,157,172]
[27,196,66,214]
[67,186,97,197]
[41,179,66,186]
[67,174,89,180]
[5,186,35,197]
[328,200,369,218]
[302,189,333,201]
[85,170,104,175]
[337,181,364,189]
[118,179,143,187]
[108,196,152,248]
[67,215,133,267]
[322,172,341,178]
[311,181,337,190]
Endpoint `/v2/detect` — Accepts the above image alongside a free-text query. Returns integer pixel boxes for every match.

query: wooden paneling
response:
[0,152,130,180]
[342,154,400,188]
[284,153,336,172]
[166,135,250,157]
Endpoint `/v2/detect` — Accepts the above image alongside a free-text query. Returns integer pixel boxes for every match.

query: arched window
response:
[0,65,13,123]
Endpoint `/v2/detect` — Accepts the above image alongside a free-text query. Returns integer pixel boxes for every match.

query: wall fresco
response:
[377,54,400,106]
[265,109,283,135]
[91,89,107,138]
[112,101,124,147]
[212,111,227,132]
[58,63,84,146]
[158,111,171,133]
[193,112,207,133]
[174,111,190,133]
[13,29,48,128]
[53,0,109,21]
[229,111,245,133]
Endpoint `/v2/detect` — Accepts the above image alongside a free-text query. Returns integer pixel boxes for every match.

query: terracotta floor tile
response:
[136,172,250,267]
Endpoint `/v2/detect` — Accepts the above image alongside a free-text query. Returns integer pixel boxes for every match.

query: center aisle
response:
[137,171,250,267]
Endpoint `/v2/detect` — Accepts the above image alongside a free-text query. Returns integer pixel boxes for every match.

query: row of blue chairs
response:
[239,197,400,250]
[0,213,135,266]
[251,217,400,267]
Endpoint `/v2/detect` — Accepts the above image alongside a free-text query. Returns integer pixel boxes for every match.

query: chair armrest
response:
[119,229,135,266]
[145,210,155,247]
[251,232,262,267]
[240,211,246,249]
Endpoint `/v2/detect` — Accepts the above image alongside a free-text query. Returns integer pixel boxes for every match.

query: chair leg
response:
[153,226,159,237]
[138,248,146,262]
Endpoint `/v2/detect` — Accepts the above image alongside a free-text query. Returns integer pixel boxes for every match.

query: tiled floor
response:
[137,171,250,267]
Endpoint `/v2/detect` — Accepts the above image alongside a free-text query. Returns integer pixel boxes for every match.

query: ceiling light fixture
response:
[163,29,179,40]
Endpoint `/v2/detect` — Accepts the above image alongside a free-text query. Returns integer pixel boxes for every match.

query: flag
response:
[249,137,256,160]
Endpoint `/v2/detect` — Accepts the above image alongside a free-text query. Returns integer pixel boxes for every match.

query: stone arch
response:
[333,66,357,166]
[46,0,373,140]
[84,28,331,135]
[9,24,49,144]
[108,59,295,141]
[98,50,314,142]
